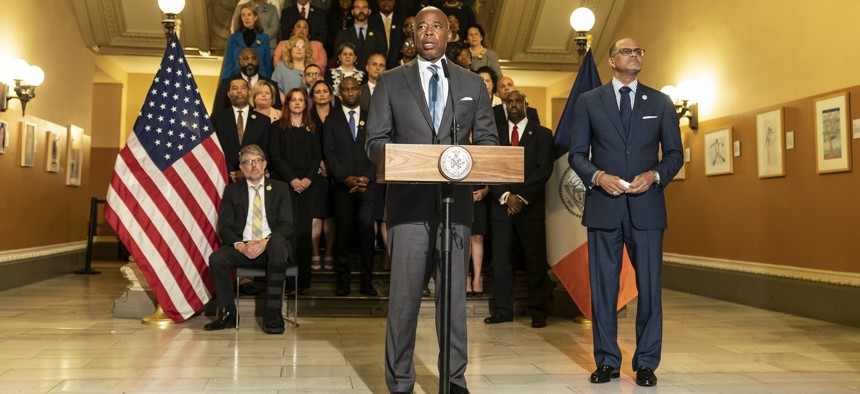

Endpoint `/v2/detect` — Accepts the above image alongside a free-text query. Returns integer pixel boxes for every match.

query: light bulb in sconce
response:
[660,85,678,104]
[570,7,595,32]
[25,66,44,86]
[158,0,185,14]
[7,59,29,82]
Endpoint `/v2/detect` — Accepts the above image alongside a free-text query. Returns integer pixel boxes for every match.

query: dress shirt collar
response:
[507,117,528,142]
[611,77,639,108]
[341,104,360,119]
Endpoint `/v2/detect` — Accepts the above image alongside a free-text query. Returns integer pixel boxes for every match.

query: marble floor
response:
[1,262,859,393]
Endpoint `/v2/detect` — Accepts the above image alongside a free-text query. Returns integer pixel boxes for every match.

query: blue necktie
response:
[348,110,356,141]
[619,86,632,134]
[428,64,441,133]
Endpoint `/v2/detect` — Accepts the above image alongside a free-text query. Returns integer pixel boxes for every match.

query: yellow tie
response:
[251,184,263,240]
[384,16,391,47]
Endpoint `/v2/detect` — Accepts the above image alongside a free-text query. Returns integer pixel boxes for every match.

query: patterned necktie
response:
[619,86,632,134]
[246,76,252,90]
[237,109,245,144]
[510,124,519,146]
[300,6,306,18]
[358,27,365,51]
[348,110,356,141]
[251,184,263,240]
[383,16,391,47]
[428,64,441,133]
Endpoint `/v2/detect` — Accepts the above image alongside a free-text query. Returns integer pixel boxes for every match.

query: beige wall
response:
[601,0,860,273]
[0,1,96,251]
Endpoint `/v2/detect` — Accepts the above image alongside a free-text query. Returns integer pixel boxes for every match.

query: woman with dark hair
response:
[222,3,273,79]
[447,14,463,43]
[465,65,499,297]
[309,80,337,271]
[273,18,328,73]
[466,24,501,78]
[269,88,321,294]
[325,42,365,95]
[437,0,476,40]
[326,0,354,59]
[476,65,501,106]
[449,42,471,69]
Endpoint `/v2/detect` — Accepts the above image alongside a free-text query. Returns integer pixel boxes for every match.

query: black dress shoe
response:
[636,367,657,387]
[204,311,237,331]
[483,313,513,324]
[449,383,470,394]
[238,282,259,295]
[335,285,351,296]
[530,316,547,328]
[263,320,285,334]
[472,291,483,298]
[589,364,620,383]
[360,282,378,296]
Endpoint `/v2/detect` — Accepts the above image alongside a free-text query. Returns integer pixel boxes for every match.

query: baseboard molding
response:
[0,242,87,291]
[663,253,860,327]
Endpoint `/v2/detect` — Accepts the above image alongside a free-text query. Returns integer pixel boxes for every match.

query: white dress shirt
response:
[416,56,449,114]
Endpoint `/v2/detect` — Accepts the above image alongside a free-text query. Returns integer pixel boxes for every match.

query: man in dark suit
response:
[359,53,386,111]
[366,7,497,394]
[368,0,406,69]
[334,0,387,71]
[281,0,327,44]
[484,90,554,328]
[492,76,541,126]
[204,144,293,334]
[569,38,683,387]
[211,75,273,183]
[212,48,283,116]
[324,77,378,297]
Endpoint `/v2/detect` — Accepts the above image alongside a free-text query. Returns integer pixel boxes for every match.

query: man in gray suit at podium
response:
[366,7,497,394]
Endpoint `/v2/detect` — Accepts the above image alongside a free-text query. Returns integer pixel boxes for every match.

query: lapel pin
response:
[392,25,396,29]
[256,40,261,45]
[369,31,374,37]
[251,114,257,119]
[642,95,648,100]
[266,185,272,191]
[359,120,365,126]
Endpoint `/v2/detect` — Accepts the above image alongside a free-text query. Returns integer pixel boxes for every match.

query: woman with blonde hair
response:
[272,35,313,96]
[249,80,282,122]
[273,18,327,73]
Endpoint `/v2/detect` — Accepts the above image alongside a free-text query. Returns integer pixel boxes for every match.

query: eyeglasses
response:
[402,42,415,48]
[240,158,265,166]
[405,23,415,28]
[613,48,645,57]
[304,72,321,77]
[293,43,306,49]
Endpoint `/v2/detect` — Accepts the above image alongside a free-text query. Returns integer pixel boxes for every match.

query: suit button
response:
[626,151,630,155]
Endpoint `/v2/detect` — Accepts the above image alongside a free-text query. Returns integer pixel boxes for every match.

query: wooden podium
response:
[378,144,523,393]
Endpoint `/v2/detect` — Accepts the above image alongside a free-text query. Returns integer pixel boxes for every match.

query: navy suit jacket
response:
[334,26,388,72]
[568,82,683,230]
[367,12,406,69]
[323,107,375,186]
[217,178,293,246]
[489,120,554,222]
[281,4,327,44]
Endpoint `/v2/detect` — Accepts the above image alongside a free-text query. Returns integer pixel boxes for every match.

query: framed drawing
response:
[20,122,36,167]
[45,130,61,173]
[814,92,851,173]
[66,125,84,186]
[756,108,785,178]
[0,121,7,154]
[704,127,733,176]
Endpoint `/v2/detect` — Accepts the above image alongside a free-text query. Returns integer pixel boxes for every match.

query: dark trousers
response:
[290,187,314,288]
[209,234,290,320]
[490,218,551,319]
[333,185,377,285]
[587,205,664,371]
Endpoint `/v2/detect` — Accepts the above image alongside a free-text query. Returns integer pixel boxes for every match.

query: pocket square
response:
[460,97,474,101]
[642,115,658,119]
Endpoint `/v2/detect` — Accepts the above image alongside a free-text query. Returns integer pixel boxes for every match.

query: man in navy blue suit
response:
[569,37,683,387]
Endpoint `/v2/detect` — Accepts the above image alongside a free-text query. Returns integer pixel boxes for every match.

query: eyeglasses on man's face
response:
[240,158,265,166]
[613,48,645,57]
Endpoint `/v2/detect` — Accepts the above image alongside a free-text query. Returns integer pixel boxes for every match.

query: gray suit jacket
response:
[366,58,498,225]
[568,82,683,230]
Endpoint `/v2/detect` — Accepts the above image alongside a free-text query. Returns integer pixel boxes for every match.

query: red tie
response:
[511,124,519,146]
[300,6,306,18]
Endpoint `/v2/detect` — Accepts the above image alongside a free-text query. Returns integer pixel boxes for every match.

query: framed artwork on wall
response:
[704,127,733,176]
[0,121,7,155]
[66,125,84,186]
[45,130,61,173]
[756,107,785,178]
[814,92,851,173]
[20,122,36,167]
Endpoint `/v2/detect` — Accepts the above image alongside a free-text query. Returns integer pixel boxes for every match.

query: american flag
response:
[105,35,227,322]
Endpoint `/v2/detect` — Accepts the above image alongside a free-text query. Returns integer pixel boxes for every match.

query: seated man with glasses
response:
[303,64,324,93]
[204,144,294,334]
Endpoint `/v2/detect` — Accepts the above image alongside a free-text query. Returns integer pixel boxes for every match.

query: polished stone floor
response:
[1,261,859,393]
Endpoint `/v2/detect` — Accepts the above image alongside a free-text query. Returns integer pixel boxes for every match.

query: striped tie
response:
[251,184,263,240]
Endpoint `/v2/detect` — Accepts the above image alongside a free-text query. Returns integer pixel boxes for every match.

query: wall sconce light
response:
[1,58,45,116]
[159,0,186,39]
[661,82,698,130]
[570,7,595,61]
